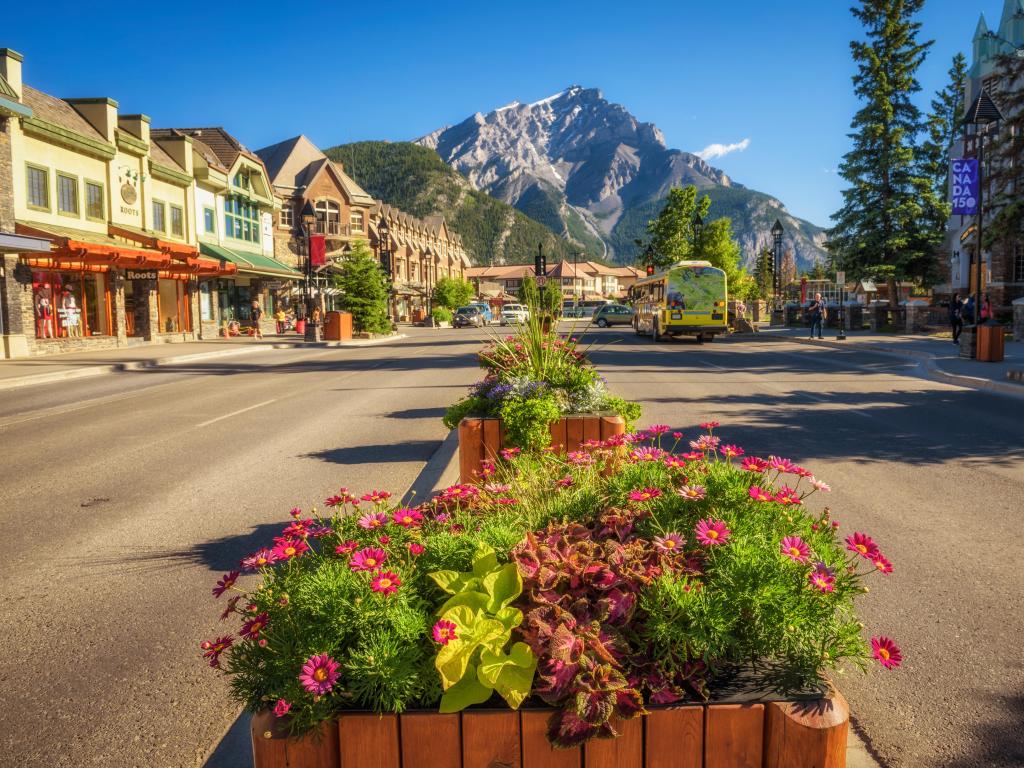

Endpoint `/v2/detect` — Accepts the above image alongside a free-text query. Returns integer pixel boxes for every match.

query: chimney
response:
[65,97,119,143]
[118,113,151,144]
[0,48,23,100]
[154,133,194,175]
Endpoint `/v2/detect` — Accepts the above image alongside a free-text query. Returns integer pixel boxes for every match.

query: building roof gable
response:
[22,86,108,142]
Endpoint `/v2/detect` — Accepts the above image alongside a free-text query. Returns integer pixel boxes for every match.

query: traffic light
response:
[646,264,655,276]
[535,243,547,277]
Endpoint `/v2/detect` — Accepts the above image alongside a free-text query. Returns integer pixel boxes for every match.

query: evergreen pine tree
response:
[828,0,935,296]
[336,241,392,334]
[753,247,774,299]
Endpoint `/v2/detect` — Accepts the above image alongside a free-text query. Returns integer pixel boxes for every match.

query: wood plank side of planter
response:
[250,710,290,768]
[462,710,522,768]
[459,418,484,483]
[599,415,626,442]
[704,704,764,768]
[644,707,703,768]
[400,712,461,768]
[483,419,502,463]
[287,722,341,768]
[549,419,568,453]
[582,417,601,444]
[565,417,586,453]
[521,710,581,768]
[338,713,398,768]
[763,693,849,768]
[583,715,643,768]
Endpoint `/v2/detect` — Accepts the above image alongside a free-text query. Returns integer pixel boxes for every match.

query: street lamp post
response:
[300,201,318,341]
[965,91,1003,357]
[377,216,394,324]
[692,211,703,260]
[770,219,784,325]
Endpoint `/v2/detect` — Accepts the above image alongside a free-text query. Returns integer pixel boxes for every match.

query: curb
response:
[261,334,408,350]
[773,335,1024,398]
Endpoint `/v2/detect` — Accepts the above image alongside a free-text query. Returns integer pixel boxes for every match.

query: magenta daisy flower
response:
[289,507,303,518]
[432,619,458,645]
[629,487,662,502]
[241,549,278,571]
[272,538,309,561]
[699,421,720,430]
[200,634,234,667]
[808,562,836,593]
[721,444,745,459]
[845,532,879,560]
[371,571,402,596]
[748,486,773,502]
[792,466,815,478]
[392,509,424,528]
[555,475,574,488]
[350,547,387,571]
[694,519,731,546]
[602,434,628,447]
[654,533,685,554]
[629,446,666,462]
[273,699,291,717]
[440,484,479,500]
[567,451,594,466]
[324,495,345,507]
[334,540,359,555]
[499,447,521,460]
[496,497,519,505]
[298,653,341,695]
[357,512,388,529]
[361,490,392,503]
[408,542,425,556]
[212,571,240,598]
[672,431,684,439]
[681,451,704,461]
[780,536,811,563]
[484,483,512,494]
[240,612,270,640]
[479,460,496,478]
[678,485,707,501]
[690,435,720,452]
[767,456,795,473]
[646,424,671,434]
[663,455,687,469]
[872,555,894,574]
[774,486,802,505]
[282,519,314,537]
[741,456,769,473]
[871,636,902,669]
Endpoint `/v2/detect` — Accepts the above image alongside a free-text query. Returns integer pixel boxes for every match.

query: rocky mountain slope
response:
[416,86,827,270]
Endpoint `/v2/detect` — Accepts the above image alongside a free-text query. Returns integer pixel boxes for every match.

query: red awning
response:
[109,224,235,275]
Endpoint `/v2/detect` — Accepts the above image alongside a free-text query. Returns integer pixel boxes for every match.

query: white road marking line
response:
[195,399,278,428]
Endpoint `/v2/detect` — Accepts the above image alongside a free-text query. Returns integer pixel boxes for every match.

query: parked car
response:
[500,303,529,325]
[453,306,486,328]
[467,302,494,325]
[592,304,635,327]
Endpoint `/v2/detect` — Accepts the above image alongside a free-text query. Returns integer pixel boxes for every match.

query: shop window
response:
[315,200,341,235]
[157,278,192,333]
[57,173,79,217]
[31,270,110,339]
[204,207,216,234]
[170,204,184,237]
[279,206,293,228]
[199,281,213,322]
[85,180,105,220]
[153,200,166,232]
[225,195,260,243]
[26,164,49,210]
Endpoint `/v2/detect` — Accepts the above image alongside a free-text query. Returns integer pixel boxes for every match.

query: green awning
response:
[200,242,301,278]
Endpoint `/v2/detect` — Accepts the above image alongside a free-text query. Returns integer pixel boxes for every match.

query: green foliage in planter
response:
[497,394,562,452]
[431,307,453,324]
[429,543,537,712]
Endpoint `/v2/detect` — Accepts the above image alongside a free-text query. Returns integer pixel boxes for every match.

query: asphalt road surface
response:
[0,326,1020,768]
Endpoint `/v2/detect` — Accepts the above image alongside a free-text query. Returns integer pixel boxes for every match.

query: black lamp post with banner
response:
[377,216,395,323]
[300,201,319,341]
[770,219,784,325]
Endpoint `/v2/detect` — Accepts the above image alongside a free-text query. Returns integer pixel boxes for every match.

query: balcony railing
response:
[312,221,365,236]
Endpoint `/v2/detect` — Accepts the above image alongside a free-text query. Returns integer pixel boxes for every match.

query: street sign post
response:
[835,270,847,340]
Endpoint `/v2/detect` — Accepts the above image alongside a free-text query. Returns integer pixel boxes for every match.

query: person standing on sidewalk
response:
[251,300,264,339]
[808,293,826,339]
[949,293,963,343]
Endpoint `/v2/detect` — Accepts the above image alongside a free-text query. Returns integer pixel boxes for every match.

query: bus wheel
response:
[696,333,705,345]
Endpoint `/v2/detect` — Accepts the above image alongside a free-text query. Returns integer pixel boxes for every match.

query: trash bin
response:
[295,319,306,335]
[977,323,1005,362]
[324,311,353,341]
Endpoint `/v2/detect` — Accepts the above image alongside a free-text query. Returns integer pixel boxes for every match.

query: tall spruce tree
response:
[828,0,936,296]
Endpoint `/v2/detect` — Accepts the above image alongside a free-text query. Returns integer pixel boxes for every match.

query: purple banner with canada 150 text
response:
[951,158,979,216]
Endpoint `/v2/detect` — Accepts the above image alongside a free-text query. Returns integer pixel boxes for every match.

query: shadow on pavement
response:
[385,406,448,419]
[302,439,441,466]
[941,688,1024,768]
[203,710,252,768]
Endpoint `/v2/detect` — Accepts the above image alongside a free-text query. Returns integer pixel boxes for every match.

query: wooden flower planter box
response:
[458,415,626,483]
[251,692,849,768]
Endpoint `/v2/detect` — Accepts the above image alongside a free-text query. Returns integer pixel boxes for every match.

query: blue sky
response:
[3,0,995,226]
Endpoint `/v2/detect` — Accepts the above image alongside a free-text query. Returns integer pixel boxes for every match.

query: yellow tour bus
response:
[630,260,728,343]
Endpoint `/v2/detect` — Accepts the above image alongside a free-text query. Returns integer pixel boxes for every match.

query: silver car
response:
[500,303,529,325]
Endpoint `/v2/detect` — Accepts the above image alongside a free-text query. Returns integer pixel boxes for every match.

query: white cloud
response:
[695,138,751,161]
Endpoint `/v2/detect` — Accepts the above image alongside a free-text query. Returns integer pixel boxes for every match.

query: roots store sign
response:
[951,158,979,216]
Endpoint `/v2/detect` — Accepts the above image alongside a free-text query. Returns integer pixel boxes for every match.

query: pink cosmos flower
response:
[741,456,769,473]
[361,490,392,503]
[371,571,401,596]
[663,455,687,469]
[272,538,309,561]
[273,699,291,718]
[748,486,773,502]
[808,563,836,593]
[646,424,672,434]
[699,421,720,430]
[629,446,666,462]
[567,451,594,466]
[774,487,802,505]
[335,540,359,555]
[845,533,879,560]
[780,536,811,563]
[499,447,521,460]
[678,485,707,501]
[721,444,745,459]
[432,619,458,645]
[200,634,233,667]
[298,654,341,695]
[392,509,424,528]
[767,456,795,473]
[408,542,425,556]
[872,555,894,574]
[241,549,278,571]
[871,636,902,669]
[212,571,240,598]
[695,519,731,546]
[555,475,574,488]
[240,612,270,640]
[654,533,685,554]
[629,487,662,502]
[350,547,387,572]
[690,435,720,452]
[357,512,388,529]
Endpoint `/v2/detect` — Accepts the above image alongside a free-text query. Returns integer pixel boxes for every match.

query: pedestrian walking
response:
[274,308,287,335]
[949,293,963,344]
[981,293,992,322]
[251,300,264,339]
[963,296,976,325]
[808,293,826,339]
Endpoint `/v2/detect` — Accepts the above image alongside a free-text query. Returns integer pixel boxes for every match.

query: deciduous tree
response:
[433,276,475,310]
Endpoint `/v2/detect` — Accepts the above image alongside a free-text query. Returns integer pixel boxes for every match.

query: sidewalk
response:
[759,327,1024,397]
[0,333,408,391]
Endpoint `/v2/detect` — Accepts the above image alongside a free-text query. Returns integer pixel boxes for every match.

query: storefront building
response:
[0,48,234,358]
[152,127,301,336]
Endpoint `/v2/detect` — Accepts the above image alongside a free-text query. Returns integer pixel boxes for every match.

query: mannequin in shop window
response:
[36,289,54,338]
[60,286,82,337]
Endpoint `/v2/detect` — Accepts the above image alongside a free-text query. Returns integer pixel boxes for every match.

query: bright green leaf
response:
[494,606,523,632]
[472,544,498,577]
[439,663,493,713]
[483,563,522,613]
[477,642,537,710]
[438,591,489,617]
[429,570,478,595]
